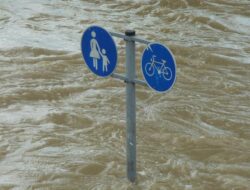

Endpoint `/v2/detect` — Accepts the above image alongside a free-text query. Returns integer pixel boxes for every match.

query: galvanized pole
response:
[125,30,136,182]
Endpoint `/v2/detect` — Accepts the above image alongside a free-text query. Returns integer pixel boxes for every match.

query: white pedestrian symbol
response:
[90,31,100,70]
[100,49,110,72]
[89,31,110,72]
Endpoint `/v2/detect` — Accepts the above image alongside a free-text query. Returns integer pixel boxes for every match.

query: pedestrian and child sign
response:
[81,26,118,77]
[81,25,176,182]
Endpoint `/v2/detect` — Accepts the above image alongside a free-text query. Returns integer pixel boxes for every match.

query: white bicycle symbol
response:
[145,55,172,80]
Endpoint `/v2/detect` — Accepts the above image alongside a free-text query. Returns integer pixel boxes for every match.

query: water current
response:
[0,0,250,189]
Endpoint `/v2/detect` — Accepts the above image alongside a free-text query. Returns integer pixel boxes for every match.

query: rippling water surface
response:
[0,0,250,189]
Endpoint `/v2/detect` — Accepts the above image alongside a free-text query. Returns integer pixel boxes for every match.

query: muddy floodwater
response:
[0,0,250,189]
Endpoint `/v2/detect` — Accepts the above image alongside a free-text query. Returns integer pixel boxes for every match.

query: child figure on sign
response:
[100,49,110,72]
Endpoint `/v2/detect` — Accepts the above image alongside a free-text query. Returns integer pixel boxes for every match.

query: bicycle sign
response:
[141,43,176,93]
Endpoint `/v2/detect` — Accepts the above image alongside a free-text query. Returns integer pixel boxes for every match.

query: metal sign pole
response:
[81,26,176,183]
[125,30,136,182]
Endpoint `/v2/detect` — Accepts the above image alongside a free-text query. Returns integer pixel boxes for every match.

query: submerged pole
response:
[125,29,136,182]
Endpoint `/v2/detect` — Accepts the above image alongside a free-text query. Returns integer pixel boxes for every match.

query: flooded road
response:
[0,0,250,189]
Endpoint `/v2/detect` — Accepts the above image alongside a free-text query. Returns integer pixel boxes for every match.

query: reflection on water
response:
[0,0,250,189]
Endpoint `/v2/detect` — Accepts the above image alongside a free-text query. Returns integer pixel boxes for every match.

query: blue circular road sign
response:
[141,43,176,93]
[81,26,118,77]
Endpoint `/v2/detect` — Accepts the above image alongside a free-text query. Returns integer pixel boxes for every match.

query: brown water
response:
[0,0,250,189]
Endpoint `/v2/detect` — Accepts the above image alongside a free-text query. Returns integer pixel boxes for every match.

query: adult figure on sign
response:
[90,31,101,70]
